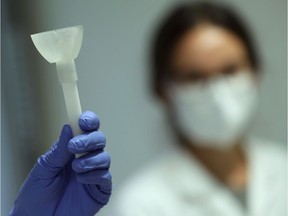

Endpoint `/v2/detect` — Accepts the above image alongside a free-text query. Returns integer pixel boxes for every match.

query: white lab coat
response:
[112,137,287,216]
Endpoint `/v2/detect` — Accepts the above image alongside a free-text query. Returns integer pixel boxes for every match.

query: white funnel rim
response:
[31,25,83,63]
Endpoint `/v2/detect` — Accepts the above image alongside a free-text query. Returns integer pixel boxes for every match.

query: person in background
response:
[113,2,287,216]
[10,111,112,216]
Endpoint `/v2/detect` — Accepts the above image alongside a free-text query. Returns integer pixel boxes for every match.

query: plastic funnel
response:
[31,25,85,157]
[31,25,83,63]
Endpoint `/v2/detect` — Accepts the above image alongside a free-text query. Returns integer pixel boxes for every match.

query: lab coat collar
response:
[166,145,245,215]
[166,137,282,216]
[245,137,284,216]
[168,146,219,195]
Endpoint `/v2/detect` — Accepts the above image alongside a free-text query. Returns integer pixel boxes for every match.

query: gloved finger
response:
[86,184,112,205]
[68,131,106,154]
[72,150,110,173]
[32,124,74,179]
[79,111,100,132]
[76,169,112,185]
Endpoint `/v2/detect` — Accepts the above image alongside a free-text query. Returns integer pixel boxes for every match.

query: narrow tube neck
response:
[56,60,78,83]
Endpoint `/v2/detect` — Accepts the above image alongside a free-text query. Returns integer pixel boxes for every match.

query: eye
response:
[222,65,238,75]
[187,73,205,82]
[169,70,206,84]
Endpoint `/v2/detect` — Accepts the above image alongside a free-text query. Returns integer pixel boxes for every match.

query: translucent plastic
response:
[31,25,83,63]
[31,26,85,157]
[61,82,82,135]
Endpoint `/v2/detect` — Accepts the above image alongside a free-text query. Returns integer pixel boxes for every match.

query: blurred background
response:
[1,0,286,215]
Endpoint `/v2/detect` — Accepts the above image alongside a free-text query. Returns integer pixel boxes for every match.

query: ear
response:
[155,83,170,104]
[250,70,261,86]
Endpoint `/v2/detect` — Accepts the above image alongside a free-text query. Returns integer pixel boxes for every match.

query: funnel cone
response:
[31,25,83,63]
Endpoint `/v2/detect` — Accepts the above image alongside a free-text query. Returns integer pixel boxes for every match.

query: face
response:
[164,24,259,147]
[167,23,254,85]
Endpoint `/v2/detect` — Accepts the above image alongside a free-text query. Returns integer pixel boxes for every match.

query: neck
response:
[182,138,248,191]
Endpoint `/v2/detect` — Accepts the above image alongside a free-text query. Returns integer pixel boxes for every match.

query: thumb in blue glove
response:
[10,111,112,216]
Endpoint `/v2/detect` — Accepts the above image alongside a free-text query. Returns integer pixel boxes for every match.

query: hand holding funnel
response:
[31,26,84,157]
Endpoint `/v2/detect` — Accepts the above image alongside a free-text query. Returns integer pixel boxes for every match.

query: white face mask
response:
[169,72,258,149]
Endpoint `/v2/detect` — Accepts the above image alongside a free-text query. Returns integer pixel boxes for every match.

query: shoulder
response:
[247,136,287,173]
[111,149,184,216]
[248,136,286,159]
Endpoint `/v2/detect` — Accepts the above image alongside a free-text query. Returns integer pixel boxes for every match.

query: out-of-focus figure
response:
[113,2,286,216]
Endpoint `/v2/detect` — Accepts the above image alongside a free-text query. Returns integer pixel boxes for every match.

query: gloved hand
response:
[10,111,112,216]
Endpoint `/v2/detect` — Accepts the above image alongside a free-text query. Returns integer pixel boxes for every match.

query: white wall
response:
[2,0,286,215]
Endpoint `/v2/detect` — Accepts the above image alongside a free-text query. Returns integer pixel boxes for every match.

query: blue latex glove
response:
[10,111,112,216]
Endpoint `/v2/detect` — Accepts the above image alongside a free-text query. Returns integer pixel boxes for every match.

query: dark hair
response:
[151,1,259,97]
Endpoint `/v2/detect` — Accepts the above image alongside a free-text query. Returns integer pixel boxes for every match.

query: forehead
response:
[171,24,248,72]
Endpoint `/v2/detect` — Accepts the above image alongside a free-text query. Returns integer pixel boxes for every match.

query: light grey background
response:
[2,0,286,215]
